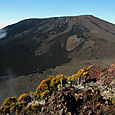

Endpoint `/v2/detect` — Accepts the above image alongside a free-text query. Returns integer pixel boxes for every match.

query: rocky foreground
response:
[40,85,115,115]
[0,65,115,115]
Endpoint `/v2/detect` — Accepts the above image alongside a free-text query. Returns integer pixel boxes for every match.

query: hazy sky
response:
[0,0,115,28]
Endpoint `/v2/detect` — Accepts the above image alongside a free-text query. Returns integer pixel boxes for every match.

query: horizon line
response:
[0,14,115,29]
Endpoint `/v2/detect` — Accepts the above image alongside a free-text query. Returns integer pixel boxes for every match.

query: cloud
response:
[0,29,7,39]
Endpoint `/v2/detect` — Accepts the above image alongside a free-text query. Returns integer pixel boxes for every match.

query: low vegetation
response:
[0,65,115,115]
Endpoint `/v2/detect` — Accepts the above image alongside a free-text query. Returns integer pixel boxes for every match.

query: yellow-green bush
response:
[2,93,32,114]
[0,106,3,114]
[2,96,17,106]
[34,81,50,100]
[68,68,89,85]
[110,97,115,105]
[40,90,50,100]
[50,74,67,88]
[0,96,17,114]
[24,104,31,114]
[35,76,55,93]
[34,74,67,100]
[10,103,17,113]
[31,103,40,113]
[0,105,10,113]
[16,101,25,115]
[10,101,25,115]
[34,75,56,100]
[18,93,31,104]
[24,103,40,114]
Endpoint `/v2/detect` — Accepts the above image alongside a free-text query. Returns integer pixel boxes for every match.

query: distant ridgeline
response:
[0,65,115,114]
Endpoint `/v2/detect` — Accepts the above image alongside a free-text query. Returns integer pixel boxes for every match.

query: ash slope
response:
[0,15,115,76]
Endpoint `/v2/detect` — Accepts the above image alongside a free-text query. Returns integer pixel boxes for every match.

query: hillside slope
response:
[0,15,115,76]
